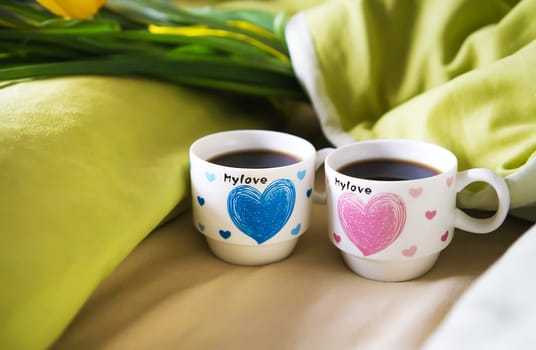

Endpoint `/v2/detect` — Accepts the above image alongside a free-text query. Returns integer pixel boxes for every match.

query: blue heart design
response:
[291,223,301,236]
[227,179,296,244]
[297,170,306,180]
[306,188,312,198]
[219,230,231,239]
[197,196,205,206]
[205,172,216,182]
[198,223,205,232]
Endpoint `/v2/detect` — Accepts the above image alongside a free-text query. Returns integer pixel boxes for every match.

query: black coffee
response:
[210,149,299,169]
[339,159,440,181]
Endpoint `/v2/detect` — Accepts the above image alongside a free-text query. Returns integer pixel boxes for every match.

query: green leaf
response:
[35,18,121,33]
[0,2,58,28]
[105,0,288,54]
[0,54,305,98]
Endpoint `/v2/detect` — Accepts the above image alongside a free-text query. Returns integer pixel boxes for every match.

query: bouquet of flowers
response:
[0,0,305,98]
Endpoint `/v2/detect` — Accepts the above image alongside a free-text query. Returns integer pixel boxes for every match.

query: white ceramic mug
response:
[190,129,326,265]
[324,139,510,281]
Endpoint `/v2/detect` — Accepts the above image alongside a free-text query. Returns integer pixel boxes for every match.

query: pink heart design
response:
[425,210,437,220]
[441,230,449,242]
[333,233,341,243]
[409,187,423,198]
[402,245,417,257]
[446,176,453,187]
[338,192,406,256]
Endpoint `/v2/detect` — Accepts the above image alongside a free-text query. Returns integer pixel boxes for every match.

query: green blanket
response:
[287,0,536,211]
[1,0,535,349]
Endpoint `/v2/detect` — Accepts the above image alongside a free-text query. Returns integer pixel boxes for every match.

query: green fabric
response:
[300,0,536,208]
[0,76,277,349]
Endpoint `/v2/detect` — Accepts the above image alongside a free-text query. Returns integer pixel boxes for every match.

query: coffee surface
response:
[339,159,439,181]
[210,149,299,169]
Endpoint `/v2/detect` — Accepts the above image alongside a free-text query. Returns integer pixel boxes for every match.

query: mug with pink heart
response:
[324,139,510,282]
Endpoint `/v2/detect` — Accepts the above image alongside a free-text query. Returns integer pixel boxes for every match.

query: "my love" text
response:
[334,177,372,194]
[224,173,268,186]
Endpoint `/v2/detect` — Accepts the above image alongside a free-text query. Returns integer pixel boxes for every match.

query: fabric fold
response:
[286,0,536,214]
[423,223,536,349]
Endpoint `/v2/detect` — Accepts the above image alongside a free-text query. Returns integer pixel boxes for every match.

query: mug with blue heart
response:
[190,129,324,265]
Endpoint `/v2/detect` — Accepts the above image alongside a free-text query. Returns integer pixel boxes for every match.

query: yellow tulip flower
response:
[37,0,106,19]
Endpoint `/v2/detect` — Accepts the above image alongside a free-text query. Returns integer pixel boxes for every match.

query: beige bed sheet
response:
[53,204,531,350]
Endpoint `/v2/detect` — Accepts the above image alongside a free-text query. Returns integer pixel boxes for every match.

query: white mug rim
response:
[325,138,458,183]
[190,129,316,171]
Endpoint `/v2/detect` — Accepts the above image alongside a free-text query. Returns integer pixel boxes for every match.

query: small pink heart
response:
[409,187,423,198]
[425,210,437,220]
[447,176,453,187]
[402,245,417,257]
[333,233,341,243]
[441,230,449,242]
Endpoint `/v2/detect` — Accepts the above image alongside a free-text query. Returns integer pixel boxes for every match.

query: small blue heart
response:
[291,224,302,236]
[219,230,231,239]
[197,196,205,206]
[306,188,312,198]
[297,170,306,180]
[205,172,216,182]
[198,223,205,232]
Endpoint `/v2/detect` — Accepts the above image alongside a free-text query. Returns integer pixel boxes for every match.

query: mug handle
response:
[312,148,335,204]
[454,168,510,233]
